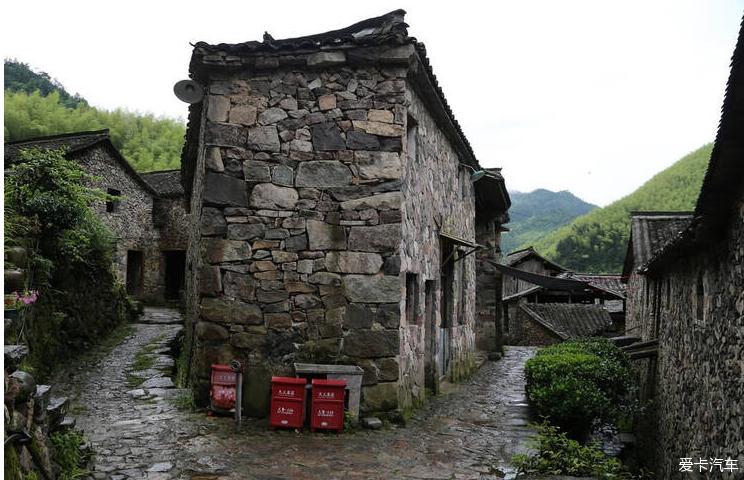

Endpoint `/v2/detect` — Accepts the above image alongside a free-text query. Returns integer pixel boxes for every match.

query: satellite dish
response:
[173,79,204,104]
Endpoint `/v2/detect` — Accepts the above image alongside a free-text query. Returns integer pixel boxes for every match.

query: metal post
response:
[231,360,243,431]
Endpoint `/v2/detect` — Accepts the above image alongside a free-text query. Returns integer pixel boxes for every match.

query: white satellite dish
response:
[173,80,204,104]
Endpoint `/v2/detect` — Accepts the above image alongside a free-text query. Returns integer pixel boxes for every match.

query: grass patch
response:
[171,391,195,411]
[126,374,145,388]
[50,430,90,480]
[131,334,167,372]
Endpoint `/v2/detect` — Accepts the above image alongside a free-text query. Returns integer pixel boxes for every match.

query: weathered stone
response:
[310,122,346,151]
[201,297,263,325]
[201,207,227,236]
[343,275,400,303]
[346,304,374,329]
[254,270,281,280]
[308,272,342,286]
[206,147,225,172]
[205,172,249,206]
[204,238,252,263]
[285,234,308,252]
[199,266,223,296]
[294,294,322,310]
[251,260,277,272]
[383,255,401,275]
[346,130,380,150]
[307,220,347,250]
[229,105,258,126]
[296,161,352,187]
[258,107,288,125]
[249,183,299,209]
[247,126,280,152]
[290,139,313,152]
[355,152,401,180]
[348,224,401,252]
[362,416,383,429]
[297,259,314,274]
[4,345,29,373]
[272,165,294,186]
[266,313,292,330]
[376,303,401,329]
[206,122,247,147]
[243,161,272,182]
[318,94,337,111]
[341,192,401,210]
[207,95,230,122]
[368,109,394,123]
[352,120,404,137]
[231,332,267,350]
[256,289,289,304]
[227,223,266,241]
[265,228,291,239]
[272,251,299,263]
[307,51,346,67]
[285,282,316,294]
[196,321,229,341]
[253,239,280,250]
[222,271,255,302]
[279,97,299,111]
[380,209,402,224]
[376,357,399,381]
[362,382,398,412]
[344,329,399,358]
[325,251,383,274]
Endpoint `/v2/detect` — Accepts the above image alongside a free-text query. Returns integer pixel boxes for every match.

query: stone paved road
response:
[55,310,537,480]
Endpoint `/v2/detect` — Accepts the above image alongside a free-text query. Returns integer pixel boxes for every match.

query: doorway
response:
[439,238,455,379]
[163,250,186,300]
[424,280,437,392]
[126,250,144,296]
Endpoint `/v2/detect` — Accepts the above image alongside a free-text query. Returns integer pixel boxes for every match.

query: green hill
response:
[503,189,596,254]
[4,60,185,172]
[532,144,713,273]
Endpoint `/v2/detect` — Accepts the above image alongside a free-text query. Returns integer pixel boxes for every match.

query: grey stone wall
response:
[476,221,503,352]
[503,301,561,346]
[625,192,744,477]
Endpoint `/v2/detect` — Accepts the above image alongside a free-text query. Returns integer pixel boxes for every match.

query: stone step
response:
[46,397,69,427]
[57,416,76,432]
[4,344,29,371]
[34,385,52,422]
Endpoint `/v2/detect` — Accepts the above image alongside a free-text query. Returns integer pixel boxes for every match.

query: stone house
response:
[621,21,744,477]
[4,130,189,303]
[179,10,510,417]
[501,246,566,298]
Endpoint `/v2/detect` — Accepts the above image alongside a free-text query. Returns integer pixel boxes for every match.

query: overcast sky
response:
[3,1,742,205]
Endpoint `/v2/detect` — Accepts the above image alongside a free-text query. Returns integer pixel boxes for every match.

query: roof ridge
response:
[4,129,110,145]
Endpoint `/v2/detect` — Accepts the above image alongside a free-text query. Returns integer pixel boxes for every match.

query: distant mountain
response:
[4,59,185,172]
[532,144,713,273]
[501,189,597,254]
[4,59,87,108]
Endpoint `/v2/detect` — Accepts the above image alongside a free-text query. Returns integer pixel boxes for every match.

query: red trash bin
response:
[269,376,307,429]
[210,364,237,412]
[310,378,346,432]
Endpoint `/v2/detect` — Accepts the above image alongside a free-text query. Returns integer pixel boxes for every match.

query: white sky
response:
[2,1,742,206]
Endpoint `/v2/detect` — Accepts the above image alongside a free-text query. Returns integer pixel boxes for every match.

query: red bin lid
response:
[211,364,234,371]
[271,376,307,385]
[312,378,347,387]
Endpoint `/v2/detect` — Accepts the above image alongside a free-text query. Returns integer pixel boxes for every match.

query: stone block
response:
[346,303,374,329]
[362,383,398,412]
[207,95,230,122]
[297,259,314,274]
[206,147,224,172]
[256,289,289,304]
[325,251,383,274]
[249,183,299,209]
[229,104,258,126]
[266,313,292,330]
[310,122,346,151]
[352,120,404,137]
[272,165,294,186]
[346,130,380,150]
[368,109,394,123]
[307,220,347,250]
[318,94,337,111]
[376,357,399,381]
[196,321,229,342]
[376,303,401,329]
[307,51,346,67]
[222,271,255,302]
[285,234,308,252]
[343,275,400,303]
[201,297,263,325]
[206,122,247,147]
[295,294,322,310]
[205,172,249,207]
[201,207,226,236]
[247,126,280,152]
[231,332,267,350]
[340,192,401,210]
[258,107,288,125]
[243,161,272,182]
[355,152,401,180]
[348,224,402,252]
[199,266,223,296]
[228,223,266,241]
[272,251,299,263]
[308,272,342,286]
[285,282,316,293]
[344,329,399,358]
[204,238,252,263]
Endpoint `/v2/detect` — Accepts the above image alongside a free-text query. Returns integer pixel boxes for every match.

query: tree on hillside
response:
[4,59,87,109]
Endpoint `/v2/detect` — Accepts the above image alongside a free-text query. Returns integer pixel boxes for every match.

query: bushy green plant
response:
[525,338,631,436]
[50,431,90,480]
[513,422,630,478]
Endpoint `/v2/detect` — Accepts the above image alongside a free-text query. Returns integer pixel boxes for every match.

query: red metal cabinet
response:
[269,376,307,429]
[310,378,346,431]
[210,364,237,411]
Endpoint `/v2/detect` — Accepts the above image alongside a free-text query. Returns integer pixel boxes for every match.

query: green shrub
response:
[513,422,630,478]
[50,431,90,480]
[525,338,631,435]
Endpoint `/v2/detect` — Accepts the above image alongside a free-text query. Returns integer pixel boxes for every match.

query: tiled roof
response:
[622,212,694,278]
[141,170,184,198]
[502,246,568,272]
[569,273,626,298]
[520,303,611,340]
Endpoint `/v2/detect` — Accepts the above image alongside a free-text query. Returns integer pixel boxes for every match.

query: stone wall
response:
[625,191,744,477]
[476,221,503,352]
[503,301,562,346]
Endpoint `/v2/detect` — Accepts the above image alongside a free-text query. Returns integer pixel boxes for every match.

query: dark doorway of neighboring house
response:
[439,238,455,379]
[126,250,144,296]
[163,251,186,300]
[424,280,438,393]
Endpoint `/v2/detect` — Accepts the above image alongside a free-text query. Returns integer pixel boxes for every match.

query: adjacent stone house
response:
[4,130,189,303]
[179,10,510,417]
[622,21,744,477]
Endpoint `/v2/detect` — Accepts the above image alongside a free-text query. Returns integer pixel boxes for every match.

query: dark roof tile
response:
[520,303,611,340]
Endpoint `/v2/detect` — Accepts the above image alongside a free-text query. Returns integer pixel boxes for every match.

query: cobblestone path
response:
[55,312,536,480]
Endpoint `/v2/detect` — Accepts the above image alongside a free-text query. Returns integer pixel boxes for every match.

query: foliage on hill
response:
[531,144,713,273]
[502,189,596,254]
[4,59,87,108]
[4,60,185,172]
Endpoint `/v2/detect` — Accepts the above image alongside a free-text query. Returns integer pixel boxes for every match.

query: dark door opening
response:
[424,280,438,393]
[126,250,144,296]
[164,250,186,300]
[439,238,455,378]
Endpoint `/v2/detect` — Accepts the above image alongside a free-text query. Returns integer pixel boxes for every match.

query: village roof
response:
[643,17,744,273]
[501,269,625,302]
[141,170,185,198]
[502,246,568,272]
[569,273,626,298]
[520,303,611,340]
[490,261,588,292]
[621,212,694,278]
[4,129,158,196]
[181,10,510,215]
